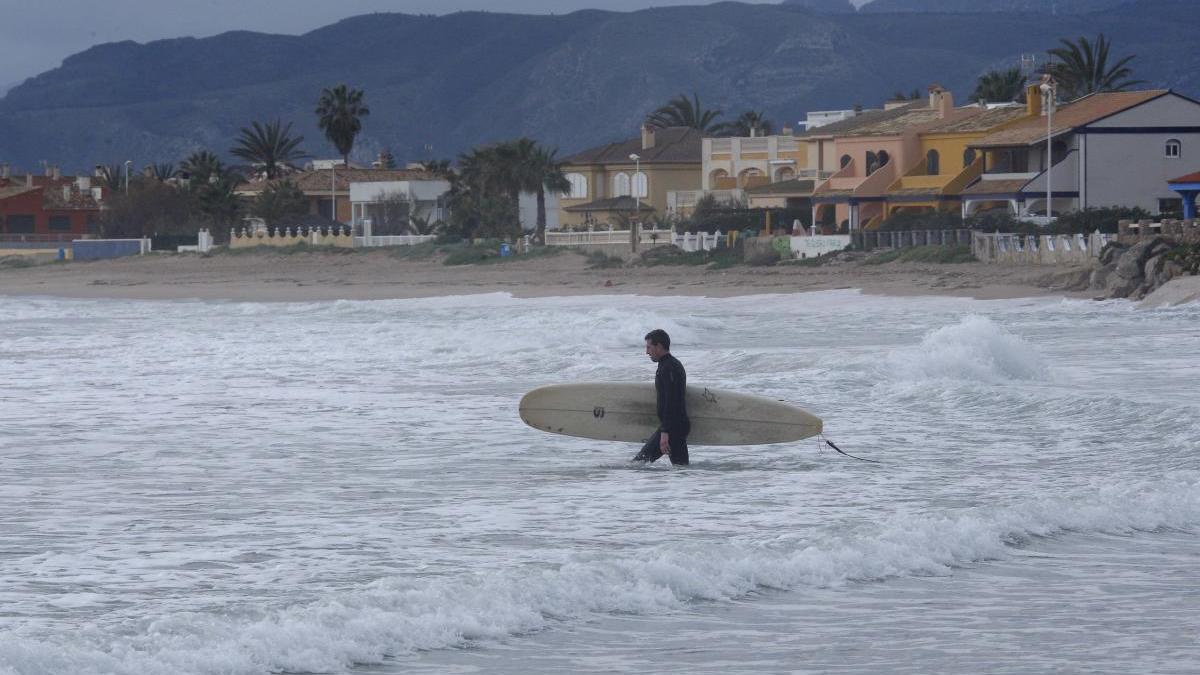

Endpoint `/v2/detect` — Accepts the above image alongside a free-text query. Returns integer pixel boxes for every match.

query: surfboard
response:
[519,382,823,446]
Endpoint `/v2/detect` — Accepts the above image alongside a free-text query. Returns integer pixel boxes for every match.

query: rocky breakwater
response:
[1090,220,1200,301]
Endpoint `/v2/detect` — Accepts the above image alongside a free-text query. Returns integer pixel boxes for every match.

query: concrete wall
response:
[230,227,354,249]
[971,231,1105,264]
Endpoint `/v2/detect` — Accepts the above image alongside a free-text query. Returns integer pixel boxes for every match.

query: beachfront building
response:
[557,125,702,228]
[882,102,1031,218]
[0,165,105,238]
[810,86,972,230]
[236,167,440,226]
[348,176,451,236]
[963,90,1200,219]
[1167,171,1200,218]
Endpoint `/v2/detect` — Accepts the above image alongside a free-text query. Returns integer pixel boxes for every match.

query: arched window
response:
[1166,139,1182,159]
[926,149,940,176]
[632,172,648,198]
[963,148,977,168]
[775,166,796,182]
[865,151,879,175]
[565,173,588,199]
[877,150,890,167]
[840,154,852,169]
[613,173,631,197]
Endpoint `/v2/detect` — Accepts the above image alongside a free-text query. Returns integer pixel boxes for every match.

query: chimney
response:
[51,166,61,180]
[76,176,90,191]
[641,124,656,150]
[94,164,105,178]
[26,173,33,188]
[927,85,954,118]
[1026,84,1042,117]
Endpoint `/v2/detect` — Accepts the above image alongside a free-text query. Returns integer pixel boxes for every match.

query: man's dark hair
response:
[644,329,671,350]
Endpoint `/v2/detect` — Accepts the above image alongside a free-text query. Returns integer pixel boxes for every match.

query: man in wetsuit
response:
[634,329,690,465]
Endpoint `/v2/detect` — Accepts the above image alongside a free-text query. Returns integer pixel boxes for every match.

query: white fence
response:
[972,231,1110,264]
[354,235,437,248]
[177,229,214,253]
[544,228,723,252]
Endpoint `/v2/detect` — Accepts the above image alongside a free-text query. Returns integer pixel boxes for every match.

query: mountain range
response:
[1,0,1196,173]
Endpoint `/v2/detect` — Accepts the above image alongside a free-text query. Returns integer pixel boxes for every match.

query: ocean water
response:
[0,291,1197,675]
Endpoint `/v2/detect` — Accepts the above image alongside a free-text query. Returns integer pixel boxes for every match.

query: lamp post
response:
[629,153,641,251]
[123,160,132,195]
[1040,75,1057,221]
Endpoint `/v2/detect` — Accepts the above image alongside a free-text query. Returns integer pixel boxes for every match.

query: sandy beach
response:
[0,248,1096,302]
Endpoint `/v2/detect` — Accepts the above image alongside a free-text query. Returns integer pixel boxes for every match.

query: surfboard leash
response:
[818,434,881,464]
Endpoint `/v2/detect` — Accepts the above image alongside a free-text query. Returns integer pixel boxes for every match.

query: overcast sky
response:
[0,0,866,90]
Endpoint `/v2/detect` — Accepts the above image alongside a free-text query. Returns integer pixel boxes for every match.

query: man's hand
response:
[659,432,670,456]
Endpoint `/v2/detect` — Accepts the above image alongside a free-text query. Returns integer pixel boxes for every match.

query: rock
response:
[1098,242,1127,266]
[1140,275,1200,308]
[1105,237,1170,298]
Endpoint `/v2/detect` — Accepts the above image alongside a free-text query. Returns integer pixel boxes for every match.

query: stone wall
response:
[229,226,354,249]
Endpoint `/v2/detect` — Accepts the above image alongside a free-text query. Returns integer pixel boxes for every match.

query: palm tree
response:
[98,164,123,192]
[180,150,225,184]
[1043,34,1144,100]
[149,163,177,182]
[714,110,774,137]
[231,120,307,180]
[527,145,571,245]
[971,67,1027,103]
[418,159,455,181]
[646,93,724,133]
[315,84,370,167]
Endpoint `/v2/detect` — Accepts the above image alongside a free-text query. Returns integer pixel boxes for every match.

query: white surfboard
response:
[519,383,823,446]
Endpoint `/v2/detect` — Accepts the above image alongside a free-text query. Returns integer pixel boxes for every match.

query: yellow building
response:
[557,126,702,228]
[884,104,1031,218]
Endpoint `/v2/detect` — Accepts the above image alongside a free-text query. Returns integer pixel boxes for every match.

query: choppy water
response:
[0,291,1197,675]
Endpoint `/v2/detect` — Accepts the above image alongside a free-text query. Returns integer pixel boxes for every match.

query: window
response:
[775,166,796,182]
[565,173,588,199]
[4,214,35,234]
[1166,139,1182,159]
[963,148,977,168]
[612,173,630,197]
[865,151,878,175]
[48,216,72,231]
[840,154,851,169]
[877,150,890,168]
[632,172,648,198]
[926,150,940,176]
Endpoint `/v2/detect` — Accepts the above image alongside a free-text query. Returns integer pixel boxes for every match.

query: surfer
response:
[634,329,690,465]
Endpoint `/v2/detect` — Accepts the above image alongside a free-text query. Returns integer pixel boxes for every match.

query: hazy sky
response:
[0,0,865,89]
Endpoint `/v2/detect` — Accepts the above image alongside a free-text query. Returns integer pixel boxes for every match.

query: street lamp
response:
[1040,75,1057,220]
[629,153,641,251]
[123,160,132,195]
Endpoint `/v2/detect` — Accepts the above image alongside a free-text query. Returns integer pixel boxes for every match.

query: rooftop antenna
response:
[1020,53,1038,80]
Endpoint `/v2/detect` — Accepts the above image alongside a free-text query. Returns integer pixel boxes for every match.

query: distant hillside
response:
[0,0,1196,172]
[859,0,1133,12]
[780,0,856,12]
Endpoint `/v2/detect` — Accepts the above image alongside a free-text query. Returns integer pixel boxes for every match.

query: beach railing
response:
[230,226,354,249]
[1118,219,1200,244]
[971,230,1108,265]
[853,229,974,251]
[355,234,437,248]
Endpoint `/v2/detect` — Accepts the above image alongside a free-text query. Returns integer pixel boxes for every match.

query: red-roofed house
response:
[1167,171,1200,218]
[0,167,106,238]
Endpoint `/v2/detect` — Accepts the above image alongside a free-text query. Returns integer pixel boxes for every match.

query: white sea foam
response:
[887,315,1048,383]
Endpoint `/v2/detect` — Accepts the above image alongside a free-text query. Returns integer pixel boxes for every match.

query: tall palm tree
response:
[971,67,1027,103]
[1043,34,1144,101]
[315,84,370,167]
[714,110,774,137]
[231,120,307,180]
[646,93,724,133]
[418,159,455,181]
[98,164,123,192]
[524,144,570,245]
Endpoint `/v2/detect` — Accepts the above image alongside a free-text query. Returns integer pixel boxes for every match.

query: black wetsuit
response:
[634,353,690,465]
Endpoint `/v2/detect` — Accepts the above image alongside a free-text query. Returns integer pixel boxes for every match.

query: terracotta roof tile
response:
[962,178,1030,196]
[840,107,943,137]
[922,106,1027,134]
[800,102,925,138]
[972,90,1168,148]
[1168,171,1200,183]
[562,127,703,166]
